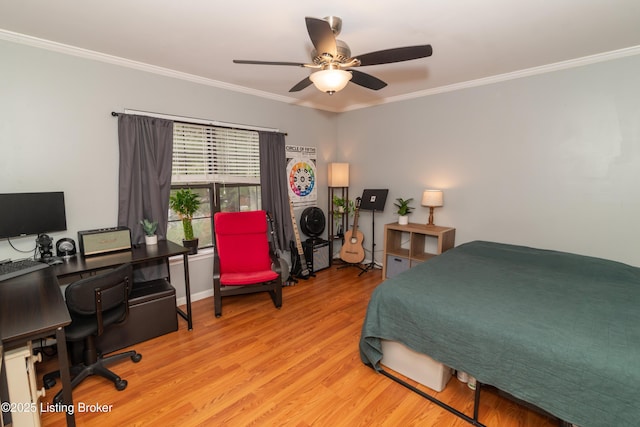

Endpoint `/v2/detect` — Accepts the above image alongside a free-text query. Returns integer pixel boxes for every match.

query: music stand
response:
[358,189,389,275]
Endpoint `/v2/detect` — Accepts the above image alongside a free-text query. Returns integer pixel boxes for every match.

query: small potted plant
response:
[139,218,158,245]
[332,196,355,237]
[394,198,414,225]
[169,188,201,255]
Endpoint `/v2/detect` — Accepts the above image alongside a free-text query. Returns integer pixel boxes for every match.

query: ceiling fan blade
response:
[233,59,306,67]
[349,70,387,90]
[305,17,337,58]
[289,77,313,92]
[356,45,433,66]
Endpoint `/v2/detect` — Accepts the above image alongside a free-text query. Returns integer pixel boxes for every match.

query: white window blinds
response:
[172,123,260,184]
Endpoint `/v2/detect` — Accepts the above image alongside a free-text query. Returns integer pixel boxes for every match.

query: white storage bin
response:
[381,339,452,392]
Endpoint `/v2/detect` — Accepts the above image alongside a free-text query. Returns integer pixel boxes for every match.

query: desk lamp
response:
[421,190,443,226]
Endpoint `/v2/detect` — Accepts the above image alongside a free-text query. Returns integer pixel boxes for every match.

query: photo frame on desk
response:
[359,189,389,212]
[78,226,132,257]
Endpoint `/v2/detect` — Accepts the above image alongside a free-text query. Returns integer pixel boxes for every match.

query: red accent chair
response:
[213,210,283,317]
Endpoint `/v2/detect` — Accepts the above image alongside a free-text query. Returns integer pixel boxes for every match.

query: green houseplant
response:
[394,198,414,225]
[169,188,201,254]
[332,195,355,237]
[139,218,158,245]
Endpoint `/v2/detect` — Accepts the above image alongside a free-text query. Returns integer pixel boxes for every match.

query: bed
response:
[359,241,640,427]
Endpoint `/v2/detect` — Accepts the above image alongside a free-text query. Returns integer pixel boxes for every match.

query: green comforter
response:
[359,241,640,427]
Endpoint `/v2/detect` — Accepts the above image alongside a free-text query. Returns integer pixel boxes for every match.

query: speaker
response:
[56,238,77,258]
[78,226,132,257]
[303,239,330,272]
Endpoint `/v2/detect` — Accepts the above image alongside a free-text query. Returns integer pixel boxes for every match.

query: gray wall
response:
[337,54,640,266]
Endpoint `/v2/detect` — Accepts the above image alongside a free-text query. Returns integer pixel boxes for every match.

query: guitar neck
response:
[289,200,307,257]
[292,222,305,255]
[352,209,360,231]
[352,198,362,231]
[266,212,281,253]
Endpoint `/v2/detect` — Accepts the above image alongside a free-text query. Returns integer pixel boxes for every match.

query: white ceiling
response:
[2,1,640,112]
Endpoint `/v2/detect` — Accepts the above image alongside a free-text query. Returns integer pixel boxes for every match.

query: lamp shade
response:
[421,190,443,207]
[328,163,349,187]
[310,69,352,94]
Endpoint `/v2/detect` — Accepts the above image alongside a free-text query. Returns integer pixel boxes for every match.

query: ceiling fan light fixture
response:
[309,69,352,94]
[234,17,432,95]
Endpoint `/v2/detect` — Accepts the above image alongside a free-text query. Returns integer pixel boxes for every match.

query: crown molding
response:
[340,45,640,112]
[0,29,297,105]
[2,28,639,114]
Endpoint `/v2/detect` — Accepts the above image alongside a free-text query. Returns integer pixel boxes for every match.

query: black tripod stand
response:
[357,189,388,275]
[359,209,379,275]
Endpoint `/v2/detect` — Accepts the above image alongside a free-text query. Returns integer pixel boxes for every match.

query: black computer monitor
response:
[359,189,389,211]
[0,192,67,239]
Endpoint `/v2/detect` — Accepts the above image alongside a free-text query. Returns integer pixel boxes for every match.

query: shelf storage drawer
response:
[386,255,410,279]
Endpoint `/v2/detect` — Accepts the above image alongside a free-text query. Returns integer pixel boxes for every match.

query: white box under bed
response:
[380,339,453,392]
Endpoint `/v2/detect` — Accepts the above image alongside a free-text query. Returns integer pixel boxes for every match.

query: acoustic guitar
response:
[340,197,365,264]
[288,198,312,279]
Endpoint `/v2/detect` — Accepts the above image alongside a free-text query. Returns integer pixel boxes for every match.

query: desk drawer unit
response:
[96,279,178,354]
[3,342,44,427]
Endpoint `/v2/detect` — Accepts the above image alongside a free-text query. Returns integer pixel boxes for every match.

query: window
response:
[218,183,261,212]
[172,123,260,184]
[168,122,261,249]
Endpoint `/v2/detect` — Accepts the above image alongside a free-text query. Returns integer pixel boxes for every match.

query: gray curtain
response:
[117,114,173,281]
[259,131,292,252]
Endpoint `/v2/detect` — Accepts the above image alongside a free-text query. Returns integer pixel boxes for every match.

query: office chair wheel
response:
[115,378,128,391]
[53,392,63,405]
[43,374,57,389]
[131,353,142,363]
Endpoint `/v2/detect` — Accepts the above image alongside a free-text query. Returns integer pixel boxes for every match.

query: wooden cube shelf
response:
[382,222,455,279]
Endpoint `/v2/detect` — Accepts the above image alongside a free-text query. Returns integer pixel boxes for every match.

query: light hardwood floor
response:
[38,264,557,427]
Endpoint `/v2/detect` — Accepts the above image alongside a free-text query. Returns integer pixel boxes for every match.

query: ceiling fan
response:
[233,16,433,95]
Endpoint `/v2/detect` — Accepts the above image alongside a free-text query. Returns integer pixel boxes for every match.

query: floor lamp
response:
[328,163,349,261]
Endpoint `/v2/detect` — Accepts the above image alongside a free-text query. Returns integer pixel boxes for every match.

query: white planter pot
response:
[144,234,158,245]
[398,215,409,225]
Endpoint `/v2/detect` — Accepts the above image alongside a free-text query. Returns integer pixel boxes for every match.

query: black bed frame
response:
[379,367,571,427]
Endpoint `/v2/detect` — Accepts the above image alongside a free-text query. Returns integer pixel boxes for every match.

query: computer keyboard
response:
[0,258,50,282]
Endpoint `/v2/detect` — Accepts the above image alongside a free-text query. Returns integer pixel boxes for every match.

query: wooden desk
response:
[0,268,75,426]
[53,240,193,330]
[1,241,192,426]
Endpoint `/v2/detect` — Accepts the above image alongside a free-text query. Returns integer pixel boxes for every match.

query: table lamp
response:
[421,190,443,226]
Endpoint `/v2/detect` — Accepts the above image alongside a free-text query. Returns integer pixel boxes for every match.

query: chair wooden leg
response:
[214,279,222,317]
[272,281,283,309]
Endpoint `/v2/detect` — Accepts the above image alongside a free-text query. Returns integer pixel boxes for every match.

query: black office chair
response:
[44,264,142,403]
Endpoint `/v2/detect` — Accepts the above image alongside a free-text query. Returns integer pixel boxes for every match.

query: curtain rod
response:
[111,109,286,135]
